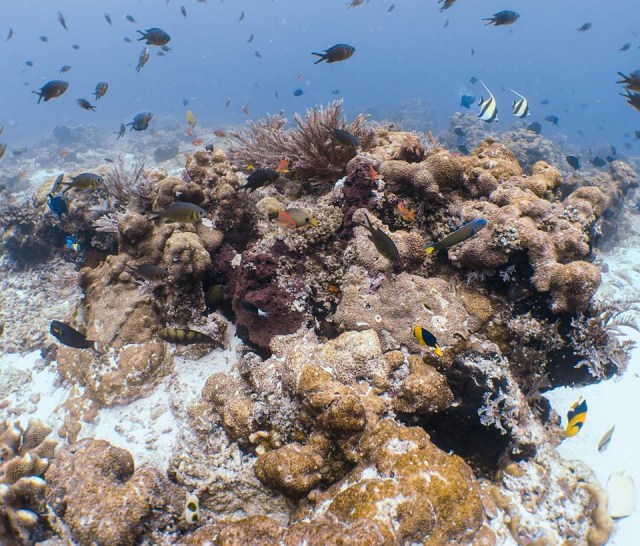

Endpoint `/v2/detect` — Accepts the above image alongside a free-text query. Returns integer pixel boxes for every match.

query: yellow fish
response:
[413,326,443,357]
[186,110,196,126]
[565,397,587,437]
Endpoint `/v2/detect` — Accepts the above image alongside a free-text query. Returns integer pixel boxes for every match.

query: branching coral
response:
[102,157,153,212]
[0,419,57,544]
[569,299,639,379]
[229,100,376,180]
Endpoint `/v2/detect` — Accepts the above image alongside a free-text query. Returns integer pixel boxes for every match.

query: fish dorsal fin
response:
[479,80,494,100]
[509,88,526,100]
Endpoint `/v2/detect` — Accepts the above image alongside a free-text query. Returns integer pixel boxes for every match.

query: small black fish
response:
[577,22,592,32]
[566,155,580,170]
[361,214,400,264]
[246,33,254,44]
[540,99,550,105]
[25,60,33,67]
[47,193,67,218]
[77,98,96,111]
[104,12,112,26]
[238,10,245,22]
[483,10,519,26]
[312,43,355,64]
[323,124,361,147]
[124,37,132,43]
[620,43,631,52]
[181,6,187,18]
[527,121,542,134]
[454,127,465,137]
[238,168,280,192]
[33,80,69,103]
[460,95,475,109]
[50,320,97,350]
[59,65,71,73]
[254,50,262,58]
[591,156,606,167]
[126,14,137,23]
[457,144,470,155]
[331,89,341,95]
[6,28,13,41]
[115,122,126,139]
[137,28,171,46]
[387,4,395,12]
[470,76,478,84]
[545,115,559,126]
[634,131,640,140]
[57,11,68,31]
[240,300,270,317]
[127,112,153,131]
[72,44,80,50]
[293,88,304,96]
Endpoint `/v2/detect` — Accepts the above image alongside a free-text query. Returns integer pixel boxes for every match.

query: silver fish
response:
[597,426,615,452]
[136,47,150,72]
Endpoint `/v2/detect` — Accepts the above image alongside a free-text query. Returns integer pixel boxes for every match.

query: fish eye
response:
[364,303,372,310]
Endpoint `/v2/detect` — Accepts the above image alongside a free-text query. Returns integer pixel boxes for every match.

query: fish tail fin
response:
[311,52,325,64]
[424,244,436,254]
[32,91,42,103]
[435,345,444,357]
[145,212,159,221]
[136,30,145,40]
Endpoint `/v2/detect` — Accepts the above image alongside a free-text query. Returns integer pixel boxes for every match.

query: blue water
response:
[0,0,638,150]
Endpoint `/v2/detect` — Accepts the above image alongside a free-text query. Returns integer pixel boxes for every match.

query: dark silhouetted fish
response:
[457,144,470,155]
[545,115,559,126]
[565,155,580,170]
[104,12,112,26]
[527,121,542,134]
[238,168,280,192]
[438,0,459,11]
[126,14,137,23]
[483,10,519,26]
[39,35,48,42]
[460,95,475,109]
[115,123,126,139]
[181,6,187,18]
[293,88,304,96]
[77,98,96,111]
[59,65,71,73]
[620,43,631,52]
[311,44,355,64]
[33,81,68,103]
[50,320,97,350]
[57,11,68,31]
[577,23,592,32]
[94,82,108,100]
[361,214,400,264]
[591,156,606,167]
[127,112,153,131]
[137,28,170,46]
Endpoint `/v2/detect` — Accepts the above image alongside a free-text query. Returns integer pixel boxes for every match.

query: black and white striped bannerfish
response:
[509,89,530,118]
[477,81,498,123]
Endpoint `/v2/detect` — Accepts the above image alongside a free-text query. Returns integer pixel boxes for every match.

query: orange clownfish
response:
[565,397,587,437]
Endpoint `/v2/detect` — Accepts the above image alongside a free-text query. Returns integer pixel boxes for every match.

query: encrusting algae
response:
[0,99,638,545]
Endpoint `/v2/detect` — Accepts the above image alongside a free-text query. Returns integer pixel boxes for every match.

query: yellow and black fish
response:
[565,397,587,437]
[158,327,217,345]
[509,89,529,118]
[413,326,443,357]
[50,320,97,350]
[478,81,498,123]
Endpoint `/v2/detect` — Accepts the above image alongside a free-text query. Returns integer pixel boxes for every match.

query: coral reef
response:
[45,439,177,546]
[0,419,57,544]
[229,100,376,180]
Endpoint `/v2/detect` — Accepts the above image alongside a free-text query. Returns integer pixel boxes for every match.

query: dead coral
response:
[229,100,376,180]
[0,419,57,544]
[569,299,639,379]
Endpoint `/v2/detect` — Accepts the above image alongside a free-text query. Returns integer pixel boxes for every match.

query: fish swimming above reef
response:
[57,11,68,30]
[565,155,581,170]
[477,81,498,122]
[181,6,187,18]
[527,121,542,134]
[136,47,150,72]
[483,10,520,26]
[457,144,470,155]
[438,0,459,11]
[125,263,169,281]
[148,202,206,223]
[424,218,487,254]
[50,320,97,350]
[311,44,355,64]
[322,124,361,147]
[240,300,270,318]
[620,43,631,52]
[565,397,587,437]
[115,123,126,139]
[509,89,530,118]
[597,426,615,452]
[50,173,64,194]
[413,326,443,357]
[617,70,640,92]
[591,156,607,168]
[238,168,281,192]
[94,82,109,100]
[460,95,475,109]
[127,112,153,131]
[545,115,559,126]
[33,80,68,103]
[47,193,67,218]
[62,173,103,193]
[104,12,112,26]
[293,88,304,96]
[0,144,6,160]
[6,28,13,41]
[158,327,217,345]
[577,22,592,32]
[66,235,81,252]
[137,28,171,46]
[77,98,96,111]
[126,14,137,23]
[278,208,318,228]
[360,214,400,264]
[59,65,71,73]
